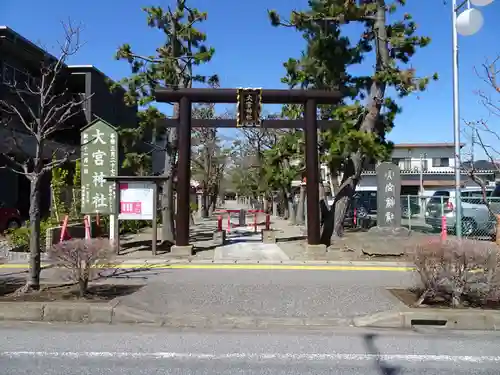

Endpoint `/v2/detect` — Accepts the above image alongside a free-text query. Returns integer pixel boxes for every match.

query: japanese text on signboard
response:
[236,88,262,127]
[383,169,396,225]
[80,120,118,214]
[376,162,401,228]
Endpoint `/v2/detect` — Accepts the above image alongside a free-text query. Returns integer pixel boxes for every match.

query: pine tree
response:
[115,1,217,244]
[269,0,437,243]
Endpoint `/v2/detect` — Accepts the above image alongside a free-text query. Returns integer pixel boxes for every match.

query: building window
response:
[15,71,28,89]
[2,64,35,90]
[392,158,401,166]
[3,64,15,85]
[403,158,411,170]
[29,76,41,91]
[432,157,450,167]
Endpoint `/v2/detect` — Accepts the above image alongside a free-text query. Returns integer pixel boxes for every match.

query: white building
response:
[318,143,497,196]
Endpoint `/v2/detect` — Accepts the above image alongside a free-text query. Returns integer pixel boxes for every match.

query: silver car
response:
[425,187,500,237]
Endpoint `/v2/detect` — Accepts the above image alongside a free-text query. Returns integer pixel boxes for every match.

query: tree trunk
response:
[279,190,288,219]
[319,2,389,245]
[201,189,209,218]
[161,100,180,245]
[78,277,89,298]
[17,176,42,293]
[209,192,217,215]
[288,191,296,225]
[296,185,306,225]
[161,134,176,245]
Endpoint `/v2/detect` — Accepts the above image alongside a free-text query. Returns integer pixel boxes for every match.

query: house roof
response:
[0,26,120,88]
[393,143,466,149]
[0,25,59,62]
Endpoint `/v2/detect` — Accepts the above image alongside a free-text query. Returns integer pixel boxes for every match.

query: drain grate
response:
[411,319,447,326]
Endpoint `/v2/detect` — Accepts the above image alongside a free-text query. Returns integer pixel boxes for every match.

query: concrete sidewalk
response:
[113,267,418,325]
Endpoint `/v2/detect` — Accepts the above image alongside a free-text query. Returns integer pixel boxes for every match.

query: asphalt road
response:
[1,323,500,374]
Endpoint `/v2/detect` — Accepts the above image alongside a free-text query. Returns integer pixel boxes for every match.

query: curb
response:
[0,301,353,328]
[353,308,500,331]
[0,259,416,269]
[146,259,416,267]
[1,301,498,331]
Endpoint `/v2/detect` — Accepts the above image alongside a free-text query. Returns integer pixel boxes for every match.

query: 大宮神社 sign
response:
[80,119,119,214]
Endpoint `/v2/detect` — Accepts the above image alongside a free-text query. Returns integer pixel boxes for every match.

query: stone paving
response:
[116,267,417,321]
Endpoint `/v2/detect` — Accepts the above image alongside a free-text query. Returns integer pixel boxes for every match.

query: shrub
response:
[48,238,118,297]
[411,237,500,308]
[120,220,150,234]
[7,219,58,252]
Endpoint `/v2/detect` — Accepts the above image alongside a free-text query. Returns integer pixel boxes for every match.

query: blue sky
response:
[2,0,500,149]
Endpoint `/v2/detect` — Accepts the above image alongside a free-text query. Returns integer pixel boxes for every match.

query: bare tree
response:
[0,21,90,293]
[191,105,233,216]
[456,56,500,242]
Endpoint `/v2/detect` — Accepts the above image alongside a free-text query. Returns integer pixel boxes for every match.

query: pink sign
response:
[120,202,142,214]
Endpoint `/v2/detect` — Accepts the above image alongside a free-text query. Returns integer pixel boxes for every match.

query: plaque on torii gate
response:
[154,87,342,254]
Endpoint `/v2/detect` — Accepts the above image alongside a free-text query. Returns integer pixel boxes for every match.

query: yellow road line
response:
[0,263,415,271]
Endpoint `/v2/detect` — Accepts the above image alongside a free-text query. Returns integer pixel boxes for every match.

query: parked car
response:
[425,187,500,236]
[0,201,22,232]
[401,196,421,218]
[326,188,417,227]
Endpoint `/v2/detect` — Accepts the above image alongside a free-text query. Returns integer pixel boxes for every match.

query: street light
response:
[452,0,493,238]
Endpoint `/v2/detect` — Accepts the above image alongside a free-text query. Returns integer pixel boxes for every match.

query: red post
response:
[265,214,270,230]
[84,216,91,239]
[227,213,231,233]
[441,215,447,241]
[353,208,357,227]
[59,215,71,243]
[96,213,101,236]
[217,215,222,231]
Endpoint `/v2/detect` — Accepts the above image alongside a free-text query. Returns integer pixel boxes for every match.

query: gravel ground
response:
[277,231,433,262]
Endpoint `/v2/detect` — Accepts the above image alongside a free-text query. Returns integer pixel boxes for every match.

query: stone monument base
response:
[361,226,410,256]
[170,245,194,257]
[306,243,327,255]
[261,229,277,244]
[213,230,226,246]
[368,226,411,237]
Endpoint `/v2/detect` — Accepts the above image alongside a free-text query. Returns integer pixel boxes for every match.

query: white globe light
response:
[456,8,484,36]
[470,0,494,6]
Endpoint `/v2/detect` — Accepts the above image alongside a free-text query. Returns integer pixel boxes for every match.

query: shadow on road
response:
[364,334,400,375]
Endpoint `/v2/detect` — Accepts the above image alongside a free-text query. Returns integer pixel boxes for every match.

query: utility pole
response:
[419,153,427,213]
[471,122,476,167]
[419,153,427,196]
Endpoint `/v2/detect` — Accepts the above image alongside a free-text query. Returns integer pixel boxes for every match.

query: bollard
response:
[265,214,270,230]
[253,212,258,233]
[227,213,231,233]
[441,215,447,241]
[217,215,223,232]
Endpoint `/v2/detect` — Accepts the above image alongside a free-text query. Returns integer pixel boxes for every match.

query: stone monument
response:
[376,162,402,228]
[365,162,409,256]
